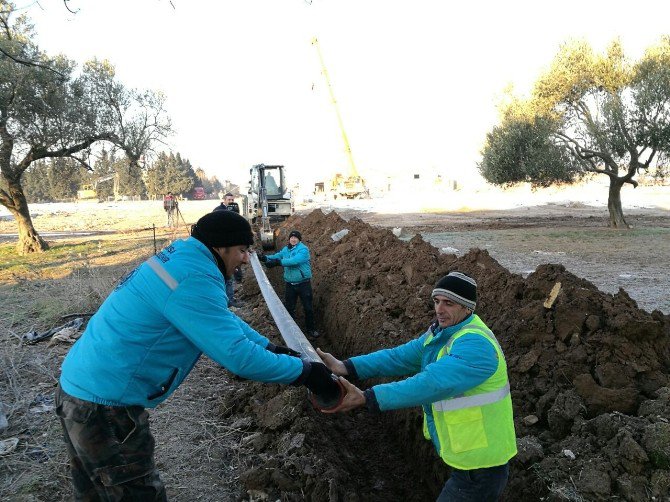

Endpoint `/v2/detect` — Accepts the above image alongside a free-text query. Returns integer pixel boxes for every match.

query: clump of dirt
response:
[229,209,669,501]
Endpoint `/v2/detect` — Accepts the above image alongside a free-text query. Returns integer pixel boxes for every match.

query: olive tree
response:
[0,2,171,253]
[479,38,670,228]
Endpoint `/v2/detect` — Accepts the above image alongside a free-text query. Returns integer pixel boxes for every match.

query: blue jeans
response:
[437,463,509,502]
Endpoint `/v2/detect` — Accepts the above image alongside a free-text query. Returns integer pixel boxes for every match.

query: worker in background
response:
[317,272,517,501]
[260,230,319,339]
[213,193,243,306]
[55,210,340,500]
[264,172,280,195]
[214,192,240,213]
[163,191,177,227]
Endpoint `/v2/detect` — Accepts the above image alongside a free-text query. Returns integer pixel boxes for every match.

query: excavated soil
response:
[228,209,670,501]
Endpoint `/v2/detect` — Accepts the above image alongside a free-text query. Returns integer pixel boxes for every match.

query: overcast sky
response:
[26,0,670,190]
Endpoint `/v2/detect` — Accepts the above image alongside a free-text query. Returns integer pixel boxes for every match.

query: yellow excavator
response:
[312,37,368,199]
[77,173,120,201]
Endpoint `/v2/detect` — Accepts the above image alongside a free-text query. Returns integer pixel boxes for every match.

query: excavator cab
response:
[246,164,294,249]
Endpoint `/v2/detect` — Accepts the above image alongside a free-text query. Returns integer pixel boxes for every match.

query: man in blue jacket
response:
[317,272,517,501]
[260,230,319,339]
[213,193,243,307]
[56,210,338,500]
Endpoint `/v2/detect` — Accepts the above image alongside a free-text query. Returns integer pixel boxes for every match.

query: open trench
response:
[225,209,670,501]
[227,265,437,501]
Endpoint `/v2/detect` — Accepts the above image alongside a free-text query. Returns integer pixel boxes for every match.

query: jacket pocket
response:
[147,368,179,401]
[444,406,488,453]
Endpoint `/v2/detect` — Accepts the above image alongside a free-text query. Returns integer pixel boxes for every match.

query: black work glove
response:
[267,343,301,358]
[265,258,280,269]
[302,362,342,405]
[259,255,268,263]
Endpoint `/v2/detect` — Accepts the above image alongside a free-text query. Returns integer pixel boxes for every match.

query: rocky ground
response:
[1,198,669,501]
[224,209,670,501]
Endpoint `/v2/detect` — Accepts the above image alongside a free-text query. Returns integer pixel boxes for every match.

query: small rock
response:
[246,489,269,500]
[523,415,539,426]
[440,246,459,254]
[240,432,262,446]
[562,449,576,460]
[331,229,349,242]
[0,438,19,455]
[230,416,252,429]
[517,348,541,373]
[277,432,305,454]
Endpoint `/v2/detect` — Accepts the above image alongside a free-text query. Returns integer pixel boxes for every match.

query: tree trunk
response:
[3,176,49,254]
[607,178,629,228]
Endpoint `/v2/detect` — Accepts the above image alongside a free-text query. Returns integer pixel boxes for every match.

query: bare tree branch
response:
[68,154,93,171]
[63,0,78,15]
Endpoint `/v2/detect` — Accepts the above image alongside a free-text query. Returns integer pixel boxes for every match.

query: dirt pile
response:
[230,209,669,501]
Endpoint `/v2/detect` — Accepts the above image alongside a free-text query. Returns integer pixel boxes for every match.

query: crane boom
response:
[311,37,359,179]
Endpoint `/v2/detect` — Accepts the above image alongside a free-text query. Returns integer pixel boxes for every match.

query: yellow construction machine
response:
[76,184,97,200]
[312,37,368,199]
[77,173,120,201]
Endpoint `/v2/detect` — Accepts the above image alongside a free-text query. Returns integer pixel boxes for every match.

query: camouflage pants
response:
[55,384,167,501]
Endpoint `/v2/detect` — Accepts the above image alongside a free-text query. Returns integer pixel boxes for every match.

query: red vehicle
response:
[193,187,206,200]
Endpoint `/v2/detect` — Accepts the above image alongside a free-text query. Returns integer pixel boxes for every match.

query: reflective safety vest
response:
[422,315,517,470]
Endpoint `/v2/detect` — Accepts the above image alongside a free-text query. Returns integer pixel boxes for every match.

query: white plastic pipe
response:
[249,252,321,363]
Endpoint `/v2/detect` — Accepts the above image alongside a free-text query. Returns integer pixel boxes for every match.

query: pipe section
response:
[249,252,345,411]
[250,252,321,362]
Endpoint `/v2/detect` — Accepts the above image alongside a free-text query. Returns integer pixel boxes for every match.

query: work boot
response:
[307,330,320,340]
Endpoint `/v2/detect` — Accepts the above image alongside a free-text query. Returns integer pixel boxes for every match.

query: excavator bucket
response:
[260,230,274,250]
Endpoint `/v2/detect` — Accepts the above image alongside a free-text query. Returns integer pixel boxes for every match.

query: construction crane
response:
[311,37,368,199]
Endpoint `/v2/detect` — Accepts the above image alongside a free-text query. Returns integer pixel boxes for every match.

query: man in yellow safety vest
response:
[318,271,517,501]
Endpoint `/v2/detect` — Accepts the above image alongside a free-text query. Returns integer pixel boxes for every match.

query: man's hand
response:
[259,255,268,263]
[321,377,366,413]
[316,348,348,376]
[265,259,280,269]
[268,344,301,358]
